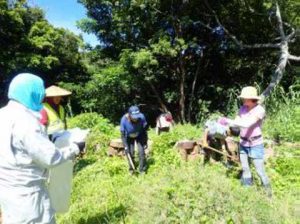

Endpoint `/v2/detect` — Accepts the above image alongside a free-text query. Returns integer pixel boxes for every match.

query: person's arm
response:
[202,128,209,147]
[120,116,129,151]
[219,106,265,129]
[141,114,148,129]
[140,114,148,148]
[229,116,260,128]
[16,123,80,169]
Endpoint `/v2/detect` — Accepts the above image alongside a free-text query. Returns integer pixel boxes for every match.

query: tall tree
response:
[79,0,299,123]
[0,0,88,105]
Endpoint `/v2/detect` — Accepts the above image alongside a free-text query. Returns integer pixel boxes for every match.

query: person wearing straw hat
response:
[0,73,81,224]
[218,86,272,197]
[40,85,71,137]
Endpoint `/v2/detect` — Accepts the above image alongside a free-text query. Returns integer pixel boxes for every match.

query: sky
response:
[28,0,98,47]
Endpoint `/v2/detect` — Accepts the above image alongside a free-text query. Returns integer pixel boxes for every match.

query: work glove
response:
[218,117,230,126]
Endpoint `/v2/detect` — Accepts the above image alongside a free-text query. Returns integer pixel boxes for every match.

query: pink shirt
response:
[239,104,265,147]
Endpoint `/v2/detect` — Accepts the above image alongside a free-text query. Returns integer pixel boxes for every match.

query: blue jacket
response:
[120,114,147,138]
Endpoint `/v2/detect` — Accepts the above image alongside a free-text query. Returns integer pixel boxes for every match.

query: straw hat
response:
[238,86,261,100]
[45,85,71,97]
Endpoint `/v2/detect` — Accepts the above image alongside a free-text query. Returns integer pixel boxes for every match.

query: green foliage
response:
[68,64,133,121]
[149,124,200,168]
[77,0,298,123]
[68,112,114,133]
[0,0,88,106]
[264,84,300,142]
[267,146,300,197]
[68,113,118,155]
[151,37,183,58]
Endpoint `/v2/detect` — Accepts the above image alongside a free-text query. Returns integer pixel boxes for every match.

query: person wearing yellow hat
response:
[40,85,71,137]
[218,86,271,197]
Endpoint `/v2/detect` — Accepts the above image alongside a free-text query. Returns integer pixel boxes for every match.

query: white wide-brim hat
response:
[46,85,72,97]
[238,86,261,100]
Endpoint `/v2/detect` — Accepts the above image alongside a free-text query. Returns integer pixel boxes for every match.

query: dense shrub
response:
[68,113,119,157]
[264,85,300,142]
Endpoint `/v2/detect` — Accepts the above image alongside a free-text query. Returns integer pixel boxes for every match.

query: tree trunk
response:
[147,80,169,113]
[187,59,209,122]
[178,55,186,123]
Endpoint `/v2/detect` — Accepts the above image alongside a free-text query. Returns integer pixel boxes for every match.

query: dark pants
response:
[126,135,147,172]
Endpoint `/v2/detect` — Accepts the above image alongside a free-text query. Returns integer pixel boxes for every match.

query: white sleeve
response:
[16,122,79,168]
[229,106,265,128]
[228,116,260,128]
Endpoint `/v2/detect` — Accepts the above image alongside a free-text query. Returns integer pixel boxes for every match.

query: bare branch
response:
[193,21,212,30]
[261,43,289,99]
[242,43,281,49]
[289,55,300,61]
[201,0,295,100]
[275,2,285,39]
[203,0,281,49]
[284,22,296,41]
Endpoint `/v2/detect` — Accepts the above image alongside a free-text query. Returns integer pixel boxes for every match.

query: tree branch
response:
[283,22,296,41]
[201,0,296,100]
[289,54,300,61]
[203,0,281,49]
[261,43,289,99]
[275,3,286,40]
[146,79,169,113]
[242,43,281,49]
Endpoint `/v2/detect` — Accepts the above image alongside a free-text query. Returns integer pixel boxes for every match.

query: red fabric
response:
[40,108,48,126]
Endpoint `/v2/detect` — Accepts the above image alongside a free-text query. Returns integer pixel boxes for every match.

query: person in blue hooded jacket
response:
[0,73,82,224]
[120,105,148,174]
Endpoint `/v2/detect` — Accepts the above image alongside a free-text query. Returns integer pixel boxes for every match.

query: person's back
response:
[0,101,50,192]
[156,112,173,135]
[202,119,239,163]
[121,113,146,138]
[0,73,81,224]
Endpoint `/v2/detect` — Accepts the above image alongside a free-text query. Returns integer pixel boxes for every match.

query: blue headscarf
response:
[8,73,45,111]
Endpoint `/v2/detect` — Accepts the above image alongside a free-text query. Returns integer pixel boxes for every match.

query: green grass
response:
[57,119,300,224]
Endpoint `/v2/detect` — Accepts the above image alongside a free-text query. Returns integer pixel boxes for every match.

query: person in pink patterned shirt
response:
[219,86,271,197]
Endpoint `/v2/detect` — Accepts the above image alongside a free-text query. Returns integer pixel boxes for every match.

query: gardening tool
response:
[126,151,136,171]
[198,142,240,164]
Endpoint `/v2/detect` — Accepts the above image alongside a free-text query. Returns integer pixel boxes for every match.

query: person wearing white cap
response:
[219,86,271,197]
[0,73,81,224]
[40,85,71,137]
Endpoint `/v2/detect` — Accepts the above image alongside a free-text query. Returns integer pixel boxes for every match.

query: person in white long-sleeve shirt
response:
[0,73,80,224]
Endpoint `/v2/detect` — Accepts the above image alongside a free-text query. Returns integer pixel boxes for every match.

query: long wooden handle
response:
[126,153,136,170]
[198,143,240,164]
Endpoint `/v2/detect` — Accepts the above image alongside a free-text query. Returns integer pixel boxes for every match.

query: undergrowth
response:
[57,109,299,223]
